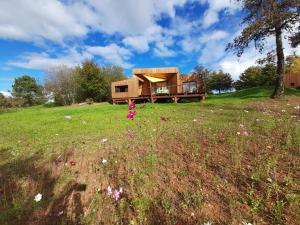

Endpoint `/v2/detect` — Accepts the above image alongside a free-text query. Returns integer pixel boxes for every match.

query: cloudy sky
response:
[0,0,299,92]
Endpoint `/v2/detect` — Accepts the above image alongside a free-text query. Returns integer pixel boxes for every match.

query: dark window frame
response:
[115,85,128,93]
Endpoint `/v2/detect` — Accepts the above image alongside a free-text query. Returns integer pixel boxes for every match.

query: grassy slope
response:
[0,87,300,225]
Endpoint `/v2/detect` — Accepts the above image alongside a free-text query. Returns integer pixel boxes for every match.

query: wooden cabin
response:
[111,67,205,104]
[284,72,300,88]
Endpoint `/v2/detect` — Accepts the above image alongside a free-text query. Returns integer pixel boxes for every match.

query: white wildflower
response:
[34,193,42,202]
[101,138,108,144]
[294,105,300,110]
[191,212,195,217]
[64,115,72,120]
[243,222,253,225]
[281,109,286,112]
[193,119,197,122]
[58,211,64,216]
[102,159,107,164]
[202,222,212,225]
[244,110,249,113]
[267,177,272,183]
[107,186,112,195]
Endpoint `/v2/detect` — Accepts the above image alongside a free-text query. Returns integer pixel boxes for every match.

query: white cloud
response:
[7,49,92,70]
[86,44,133,68]
[199,0,241,28]
[0,0,189,45]
[0,0,92,43]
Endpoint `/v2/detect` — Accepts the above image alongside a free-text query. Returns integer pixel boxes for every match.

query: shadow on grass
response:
[0,155,86,225]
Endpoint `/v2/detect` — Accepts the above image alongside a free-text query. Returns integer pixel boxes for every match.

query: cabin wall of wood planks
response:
[284,72,300,88]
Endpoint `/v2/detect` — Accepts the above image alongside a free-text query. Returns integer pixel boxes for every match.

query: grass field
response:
[0,87,300,225]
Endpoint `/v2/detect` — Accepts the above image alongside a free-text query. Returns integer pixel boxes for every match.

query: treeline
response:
[45,60,125,105]
[0,60,126,108]
[193,66,234,94]
[195,54,300,94]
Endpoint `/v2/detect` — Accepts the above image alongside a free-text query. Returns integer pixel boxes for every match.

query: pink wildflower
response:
[128,102,136,110]
[112,188,123,201]
[127,111,137,119]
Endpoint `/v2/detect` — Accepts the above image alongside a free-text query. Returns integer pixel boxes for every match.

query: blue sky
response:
[0,0,299,93]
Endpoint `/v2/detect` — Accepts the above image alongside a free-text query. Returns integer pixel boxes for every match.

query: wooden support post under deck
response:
[150,82,153,103]
[128,98,132,105]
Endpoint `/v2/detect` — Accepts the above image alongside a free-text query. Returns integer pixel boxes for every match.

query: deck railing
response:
[150,83,205,96]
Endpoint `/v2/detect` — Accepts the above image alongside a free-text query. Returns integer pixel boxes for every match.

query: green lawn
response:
[0,87,300,225]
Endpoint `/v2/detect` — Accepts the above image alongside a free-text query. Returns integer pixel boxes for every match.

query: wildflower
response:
[191,212,195,217]
[58,211,64,216]
[239,124,244,128]
[128,102,136,110]
[202,222,212,225]
[243,131,249,136]
[102,159,107,164]
[267,177,272,182]
[112,187,123,201]
[291,115,296,118]
[242,222,253,225]
[152,128,156,132]
[107,186,112,195]
[70,160,76,166]
[193,119,197,122]
[101,138,108,144]
[244,110,249,113]
[281,109,286,112]
[294,105,300,110]
[267,145,272,149]
[236,131,241,135]
[34,193,42,202]
[127,111,137,119]
[64,115,72,120]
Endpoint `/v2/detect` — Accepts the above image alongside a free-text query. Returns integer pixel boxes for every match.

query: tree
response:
[0,93,8,109]
[101,64,126,99]
[227,0,300,98]
[235,64,277,89]
[286,54,300,73]
[76,60,108,102]
[236,66,262,89]
[207,71,233,94]
[290,26,300,47]
[261,64,277,85]
[12,75,44,105]
[192,65,210,93]
[45,65,78,105]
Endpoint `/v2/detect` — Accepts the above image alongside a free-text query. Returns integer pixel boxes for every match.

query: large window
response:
[183,81,197,93]
[115,85,128,93]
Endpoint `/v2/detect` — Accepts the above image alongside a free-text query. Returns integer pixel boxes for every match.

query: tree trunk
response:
[271,27,285,98]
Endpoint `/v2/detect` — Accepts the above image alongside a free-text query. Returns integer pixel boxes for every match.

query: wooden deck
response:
[112,93,205,104]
